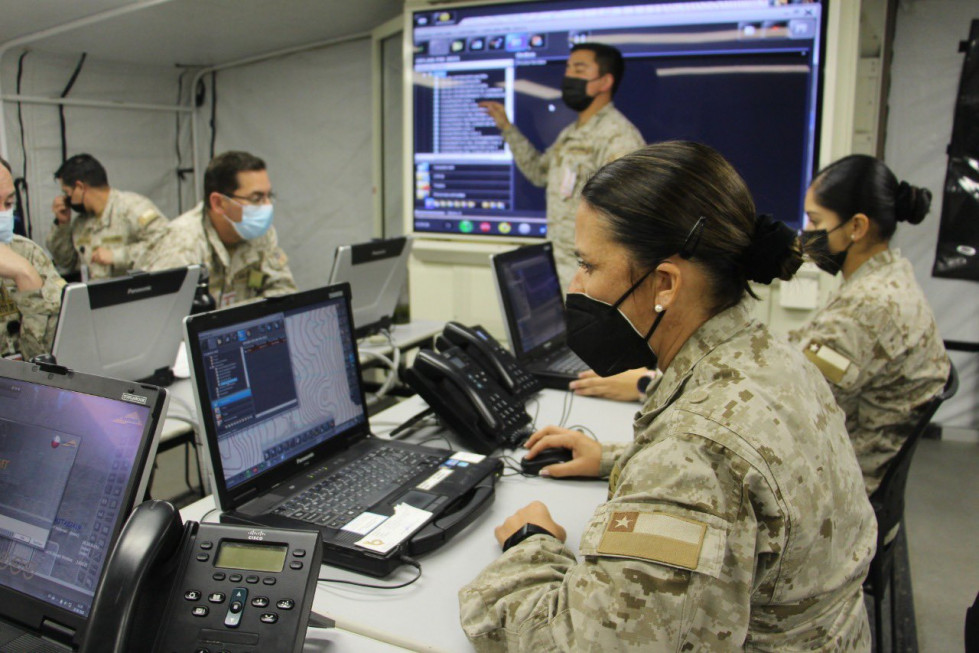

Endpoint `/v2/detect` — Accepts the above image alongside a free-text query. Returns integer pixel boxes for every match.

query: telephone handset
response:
[82,500,324,653]
[439,322,543,399]
[403,346,532,454]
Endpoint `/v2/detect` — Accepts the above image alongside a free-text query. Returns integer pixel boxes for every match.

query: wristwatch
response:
[502,523,555,552]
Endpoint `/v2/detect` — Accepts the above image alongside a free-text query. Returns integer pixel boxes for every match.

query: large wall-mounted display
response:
[408,0,827,239]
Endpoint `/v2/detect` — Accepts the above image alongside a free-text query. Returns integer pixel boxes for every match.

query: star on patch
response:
[607,511,639,533]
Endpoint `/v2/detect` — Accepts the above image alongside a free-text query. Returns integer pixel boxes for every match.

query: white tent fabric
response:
[195,39,376,291]
[887,0,979,432]
[1,49,185,244]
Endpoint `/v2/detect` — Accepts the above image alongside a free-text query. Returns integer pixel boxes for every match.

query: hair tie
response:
[895,181,914,222]
[743,214,796,284]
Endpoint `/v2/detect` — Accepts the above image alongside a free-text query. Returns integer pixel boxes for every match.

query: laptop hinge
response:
[40,617,75,646]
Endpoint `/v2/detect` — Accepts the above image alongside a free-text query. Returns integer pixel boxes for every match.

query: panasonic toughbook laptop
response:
[490,243,588,389]
[183,283,499,577]
[0,358,167,651]
[52,266,201,385]
[327,236,412,338]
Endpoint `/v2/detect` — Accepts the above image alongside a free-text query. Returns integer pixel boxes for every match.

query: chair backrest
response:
[869,361,958,538]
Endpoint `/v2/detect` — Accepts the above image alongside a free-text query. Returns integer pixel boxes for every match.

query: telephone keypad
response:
[276,599,294,610]
[259,612,279,624]
[192,606,209,617]
[185,590,202,601]
[208,592,226,603]
[251,596,270,608]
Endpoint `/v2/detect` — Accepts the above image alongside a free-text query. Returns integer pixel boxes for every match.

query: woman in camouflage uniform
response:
[459,142,876,652]
[789,155,950,494]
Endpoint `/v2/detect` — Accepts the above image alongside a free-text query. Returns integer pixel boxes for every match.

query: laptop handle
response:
[407,476,497,556]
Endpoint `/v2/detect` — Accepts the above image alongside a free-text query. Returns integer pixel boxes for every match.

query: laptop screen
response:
[494,244,567,357]
[194,290,368,490]
[328,236,412,337]
[0,376,153,619]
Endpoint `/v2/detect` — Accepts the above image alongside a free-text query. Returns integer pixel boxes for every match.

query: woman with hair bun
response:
[460,142,876,651]
[790,155,950,495]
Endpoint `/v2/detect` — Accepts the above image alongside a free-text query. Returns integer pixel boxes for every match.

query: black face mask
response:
[66,190,86,215]
[564,271,662,377]
[561,76,597,112]
[800,219,852,275]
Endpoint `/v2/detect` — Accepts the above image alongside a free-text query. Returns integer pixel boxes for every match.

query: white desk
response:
[180,390,638,652]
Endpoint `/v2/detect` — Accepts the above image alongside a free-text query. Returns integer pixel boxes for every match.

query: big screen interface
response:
[412,0,823,237]
[0,380,150,618]
[198,298,367,489]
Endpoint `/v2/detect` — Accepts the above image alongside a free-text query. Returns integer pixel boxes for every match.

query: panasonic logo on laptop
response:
[297,453,315,464]
[121,392,148,405]
[372,249,387,256]
[126,285,153,295]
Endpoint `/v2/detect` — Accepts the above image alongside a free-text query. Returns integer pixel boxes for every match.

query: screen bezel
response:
[403,0,830,242]
[183,283,371,512]
[0,359,165,647]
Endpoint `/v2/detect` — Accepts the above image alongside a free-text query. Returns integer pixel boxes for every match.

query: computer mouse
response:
[520,447,574,476]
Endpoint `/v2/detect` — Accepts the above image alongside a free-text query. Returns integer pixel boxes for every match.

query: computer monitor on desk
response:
[328,236,412,338]
[51,266,201,385]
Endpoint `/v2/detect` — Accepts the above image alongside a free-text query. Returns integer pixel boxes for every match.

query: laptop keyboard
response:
[544,349,587,374]
[273,448,445,530]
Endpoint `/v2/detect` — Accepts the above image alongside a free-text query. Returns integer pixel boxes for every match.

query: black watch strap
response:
[502,523,555,552]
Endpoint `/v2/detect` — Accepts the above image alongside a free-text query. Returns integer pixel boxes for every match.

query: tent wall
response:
[1,49,188,246]
[886,0,979,434]
[194,39,377,291]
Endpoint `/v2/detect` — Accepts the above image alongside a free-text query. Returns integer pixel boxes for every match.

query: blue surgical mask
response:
[226,203,273,240]
[0,209,15,244]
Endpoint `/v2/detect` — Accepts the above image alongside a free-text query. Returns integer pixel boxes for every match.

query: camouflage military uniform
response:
[137,202,297,306]
[0,236,65,360]
[460,301,876,651]
[788,249,949,494]
[502,103,644,288]
[46,188,167,279]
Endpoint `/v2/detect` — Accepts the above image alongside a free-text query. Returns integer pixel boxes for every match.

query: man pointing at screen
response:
[479,42,644,288]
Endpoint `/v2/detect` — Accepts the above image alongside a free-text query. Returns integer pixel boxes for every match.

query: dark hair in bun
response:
[811,154,931,240]
[581,141,802,314]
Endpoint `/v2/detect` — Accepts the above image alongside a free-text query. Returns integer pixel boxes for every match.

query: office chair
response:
[864,361,958,652]
[967,589,979,653]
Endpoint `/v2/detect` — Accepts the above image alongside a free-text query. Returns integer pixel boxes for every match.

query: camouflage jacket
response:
[137,203,296,307]
[46,188,167,279]
[460,301,876,652]
[788,248,949,494]
[0,236,65,360]
[502,103,644,288]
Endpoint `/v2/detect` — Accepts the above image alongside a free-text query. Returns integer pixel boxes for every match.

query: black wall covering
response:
[933,20,979,281]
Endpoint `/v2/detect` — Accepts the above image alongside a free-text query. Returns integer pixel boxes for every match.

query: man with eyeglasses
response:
[137,150,297,307]
[0,157,65,360]
[48,153,168,280]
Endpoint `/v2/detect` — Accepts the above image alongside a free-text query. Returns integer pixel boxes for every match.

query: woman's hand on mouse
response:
[523,426,602,478]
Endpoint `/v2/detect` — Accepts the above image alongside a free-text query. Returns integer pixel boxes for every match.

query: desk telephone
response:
[404,323,536,454]
[81,501,325,653]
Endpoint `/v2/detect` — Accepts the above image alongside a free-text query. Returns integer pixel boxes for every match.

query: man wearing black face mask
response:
[478,43,644,288]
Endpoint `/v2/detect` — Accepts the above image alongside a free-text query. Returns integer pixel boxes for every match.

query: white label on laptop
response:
[355,503,432,554]
[340,511,389,535]
[449,452,485,464]
[416,467,453,491]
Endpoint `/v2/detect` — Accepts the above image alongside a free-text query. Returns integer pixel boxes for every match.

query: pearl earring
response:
[654,304,664,313]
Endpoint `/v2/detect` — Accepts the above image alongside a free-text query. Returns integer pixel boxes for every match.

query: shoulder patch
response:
[804,342,852,385]
[598,511,706,570]
[138,210,160,227]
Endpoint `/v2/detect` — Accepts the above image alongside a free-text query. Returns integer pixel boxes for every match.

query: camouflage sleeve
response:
[11,245,66,360]
[600,126,645,166]
[795,298,892,396]
[45,222,79,272]
[460,434,754,651]
[136,226,203,273]
[501,125,550,187]
[260,230,298,297]
[110,204,168,275]
[598,442,627,477]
